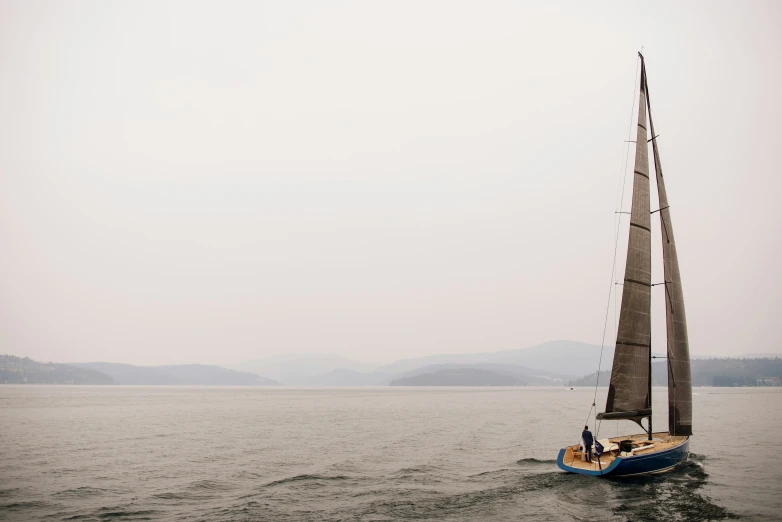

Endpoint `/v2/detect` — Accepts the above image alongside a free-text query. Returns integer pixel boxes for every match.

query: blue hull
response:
[557,437,689,477]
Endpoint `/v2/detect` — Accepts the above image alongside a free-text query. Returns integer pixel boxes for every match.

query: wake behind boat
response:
[557,53,693,477]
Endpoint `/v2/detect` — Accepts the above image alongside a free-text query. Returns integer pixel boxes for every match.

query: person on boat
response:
[581,426,594,463]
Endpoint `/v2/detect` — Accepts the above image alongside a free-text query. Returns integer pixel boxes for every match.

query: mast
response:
[644,56,693,437]
[598,55,653,430]
[643,54,653,442]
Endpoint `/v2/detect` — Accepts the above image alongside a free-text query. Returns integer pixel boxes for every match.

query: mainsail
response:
[645,70,694,436]
[600,60,652,422]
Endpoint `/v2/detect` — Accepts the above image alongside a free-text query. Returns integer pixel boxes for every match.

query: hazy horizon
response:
[2,1,780,366]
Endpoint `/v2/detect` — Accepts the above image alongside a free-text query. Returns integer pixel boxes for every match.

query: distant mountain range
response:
[0,356,282,386]
[229,342,782,387]
[7,342,778,387]
[303,368,392,386]
[374,340,611,378]
[390,368,524,386]
[229,341,602,386]
[390,363,572,386]
[227,353,375,386]
[71,362,280,386]
[1,355,113,384]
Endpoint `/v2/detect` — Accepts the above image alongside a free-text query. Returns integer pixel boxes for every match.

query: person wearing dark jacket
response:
[581,426,594,463]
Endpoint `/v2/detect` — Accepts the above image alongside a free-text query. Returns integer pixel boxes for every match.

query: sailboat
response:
[556,53,692,477]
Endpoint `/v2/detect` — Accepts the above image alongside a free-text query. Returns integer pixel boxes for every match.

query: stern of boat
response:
[556,434,689,477]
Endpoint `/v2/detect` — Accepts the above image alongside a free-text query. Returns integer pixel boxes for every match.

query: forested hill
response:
[569,358,782,387]
[0,355,114,384]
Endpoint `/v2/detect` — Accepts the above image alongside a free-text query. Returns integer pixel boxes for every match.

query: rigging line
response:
[583,403,595,432]
[592,55,641,428]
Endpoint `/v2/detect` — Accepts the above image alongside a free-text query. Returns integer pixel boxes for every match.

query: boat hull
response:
[557,437,689,477]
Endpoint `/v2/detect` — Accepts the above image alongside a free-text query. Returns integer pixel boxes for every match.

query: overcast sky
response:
[1,1,779,366]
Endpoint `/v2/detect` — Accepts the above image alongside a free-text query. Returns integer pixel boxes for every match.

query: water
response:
[1,386,780,521]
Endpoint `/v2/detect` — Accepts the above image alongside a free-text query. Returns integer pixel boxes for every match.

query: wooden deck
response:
[562,432,688,472]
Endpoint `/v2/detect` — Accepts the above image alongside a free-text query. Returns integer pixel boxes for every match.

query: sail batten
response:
[604,59,652,417]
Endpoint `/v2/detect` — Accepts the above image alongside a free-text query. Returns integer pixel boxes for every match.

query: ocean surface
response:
[1,386,780,521]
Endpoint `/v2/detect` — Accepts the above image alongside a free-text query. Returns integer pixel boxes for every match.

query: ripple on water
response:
[0,500,55,511]
[53,486,115,499]
[92,506,161,520]
[0,488,20,499]
[262,474,351,489]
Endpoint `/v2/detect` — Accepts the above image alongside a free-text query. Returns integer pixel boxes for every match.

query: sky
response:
[1,1,780,366]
